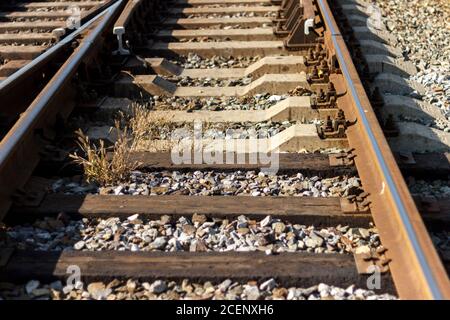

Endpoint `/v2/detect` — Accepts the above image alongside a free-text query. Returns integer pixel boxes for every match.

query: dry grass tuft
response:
[70,121,139,186]
[70,103,180,185]
[128,102,175,151]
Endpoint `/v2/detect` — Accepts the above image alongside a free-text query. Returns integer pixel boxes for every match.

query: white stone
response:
[127,214,139,221]
[25,280,40,295]
[259,278,277,291]
[149,280,167,294]
[74,240,85,250]
[260,215,272,227]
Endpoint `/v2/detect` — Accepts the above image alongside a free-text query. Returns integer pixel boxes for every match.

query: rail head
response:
[114,0,143,30]
[316,0,449,299]
[113,0,144,55]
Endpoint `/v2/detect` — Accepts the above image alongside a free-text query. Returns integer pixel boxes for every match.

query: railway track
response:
[0,1,111,72]
[0,0,118,139]
[0,0,448,301]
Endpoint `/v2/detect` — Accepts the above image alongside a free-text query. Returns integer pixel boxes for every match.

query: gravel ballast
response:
[169,53,261,69]
[49,171,363,197]
[3,215,380,254]
[376,0,450,131]
[148,93,290,111]
[0,279,397,300]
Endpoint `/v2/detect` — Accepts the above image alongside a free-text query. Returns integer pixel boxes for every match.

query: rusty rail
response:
[316,0,449,299]
[113,0,154,55]
[0,0,447,300]
[113,0,141,54]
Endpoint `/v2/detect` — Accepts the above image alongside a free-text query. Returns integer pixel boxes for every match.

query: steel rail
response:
[0,1,121,121]
[0,0,125,218]
[0,0,120,91]
[113,0,143,55]
[317,0,449,299]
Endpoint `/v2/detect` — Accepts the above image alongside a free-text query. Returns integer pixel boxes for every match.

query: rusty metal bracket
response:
[339,172,371,212]
[305,43,329,66]
[329,151,355,167]
[340,197,361,213]
[312,81,338,108]
[317,109,351,139]
[307,65,329,83]
[273,0,322,50]
[284,0,322,50]
[340,194,370,213]
[274,0,299,36]
[312,95,336,109]
[354,246,391,274]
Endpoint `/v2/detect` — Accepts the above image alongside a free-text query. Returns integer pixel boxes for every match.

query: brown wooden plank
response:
[174,0,272,5]
[168,5,279,15]
[0,250,394,291]
[0,2,104,10]
[0,45,46,60]
[0,11,72,19]
[0,33,55,45]
[154,27,276,41]
[157,17,272,28]
[125,152,356,175]
[0,21,64,32]
[145,40,286,58]
[0,59,30,77]
[10,194,372,227]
